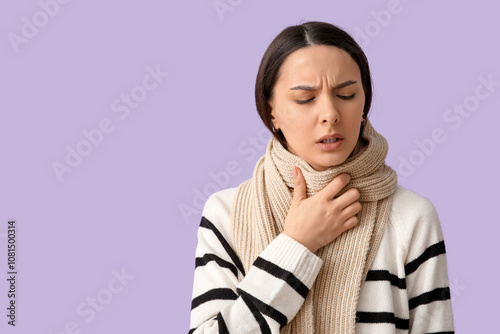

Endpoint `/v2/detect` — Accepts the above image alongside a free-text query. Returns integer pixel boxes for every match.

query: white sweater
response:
[188,184,454,333]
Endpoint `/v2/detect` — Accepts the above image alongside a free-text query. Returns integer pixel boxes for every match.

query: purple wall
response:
[1,1,498,333]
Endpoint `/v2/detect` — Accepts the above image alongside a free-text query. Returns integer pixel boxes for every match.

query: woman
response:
[188,21,454,333]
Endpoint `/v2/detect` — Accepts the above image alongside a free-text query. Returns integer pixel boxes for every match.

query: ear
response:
[270,114,279,131]
[272,119,279,132]
[268,99,279,130]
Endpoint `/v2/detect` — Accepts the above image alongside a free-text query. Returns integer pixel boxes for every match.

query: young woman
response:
[188,21,454,333]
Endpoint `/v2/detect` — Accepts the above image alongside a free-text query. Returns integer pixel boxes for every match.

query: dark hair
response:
[255,20,373,149]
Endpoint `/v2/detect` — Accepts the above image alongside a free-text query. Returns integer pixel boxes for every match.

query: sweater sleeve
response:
[402,196,455,333]
[188,191,323,334]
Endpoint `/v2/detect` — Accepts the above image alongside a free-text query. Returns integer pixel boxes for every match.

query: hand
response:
[283,166,362,253]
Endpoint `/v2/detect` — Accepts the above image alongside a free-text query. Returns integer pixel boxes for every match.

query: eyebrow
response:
[290,80,357,91]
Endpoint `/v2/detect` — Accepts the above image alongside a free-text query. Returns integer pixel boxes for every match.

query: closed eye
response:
[296,97,315,104]
[295,94,356,104]
[339,94,356,100]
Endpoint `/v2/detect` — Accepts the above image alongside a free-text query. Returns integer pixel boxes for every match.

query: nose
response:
[319,95,340,125]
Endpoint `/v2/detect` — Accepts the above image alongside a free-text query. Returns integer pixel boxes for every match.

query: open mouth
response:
[320,138,340,143]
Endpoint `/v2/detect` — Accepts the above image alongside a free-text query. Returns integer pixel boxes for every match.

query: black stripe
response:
[239,289,272,334]
[196,253,238,277]
[405,240,446,276]
[191,288,238,310]
[365,270,406,289]
[409,287,451,310]
[356,311,409,330]
[187,314,229,334]
[237,288,288,329]
[252,256,309,299]
[217,312,230,334]
[200,216,246,276]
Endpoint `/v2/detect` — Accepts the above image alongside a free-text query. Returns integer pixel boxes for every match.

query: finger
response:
[333,187,360,210]
[292,166,307,203]
[342,215,359,230]
[319,173,351,200]
[338,201,362,222]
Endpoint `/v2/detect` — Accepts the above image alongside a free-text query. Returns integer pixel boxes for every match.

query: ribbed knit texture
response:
[229,119,398,333]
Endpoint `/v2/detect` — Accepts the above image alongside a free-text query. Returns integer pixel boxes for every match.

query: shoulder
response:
[199,186,239,243]
[388,184,444,255]
[202,186,238,221]
[390,184,439,222]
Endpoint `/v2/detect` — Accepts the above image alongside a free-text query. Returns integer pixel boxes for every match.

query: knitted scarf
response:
[229,119,398,333]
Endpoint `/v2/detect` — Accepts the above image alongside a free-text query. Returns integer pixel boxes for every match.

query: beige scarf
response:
[230,119,398,333]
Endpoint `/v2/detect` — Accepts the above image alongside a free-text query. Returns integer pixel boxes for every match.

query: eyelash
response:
[296,94,356,104]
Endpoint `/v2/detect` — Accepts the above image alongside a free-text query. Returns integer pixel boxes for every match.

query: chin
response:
[311,156,348,171]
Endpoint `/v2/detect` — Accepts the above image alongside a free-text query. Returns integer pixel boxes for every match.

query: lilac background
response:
[1,0,498,333]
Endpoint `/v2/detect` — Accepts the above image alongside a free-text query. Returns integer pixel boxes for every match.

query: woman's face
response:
[269,44,366,171]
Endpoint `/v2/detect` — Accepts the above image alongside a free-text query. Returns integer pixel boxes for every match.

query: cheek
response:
[346,101,365,121]
[285,114,315,136]
[278,105,306,127]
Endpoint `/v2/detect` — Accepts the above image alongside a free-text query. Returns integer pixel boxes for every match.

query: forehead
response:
[277,44,361,85]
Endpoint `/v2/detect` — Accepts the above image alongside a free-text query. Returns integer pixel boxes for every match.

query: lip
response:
[316,133,344,143]
[316,138,343,151]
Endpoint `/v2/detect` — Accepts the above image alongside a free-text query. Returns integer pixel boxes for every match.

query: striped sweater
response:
[188,184,454,333]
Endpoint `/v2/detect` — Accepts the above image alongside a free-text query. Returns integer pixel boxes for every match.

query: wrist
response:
[283,232,316,253]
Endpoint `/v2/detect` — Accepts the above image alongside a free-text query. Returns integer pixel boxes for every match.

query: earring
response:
[272,124,277,133]
[361,118,366,125]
